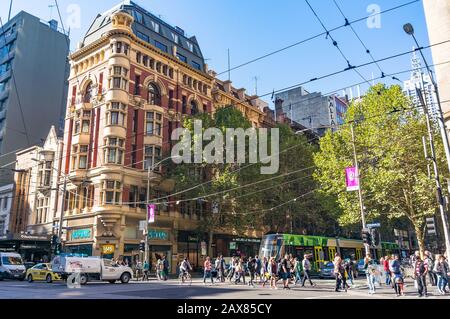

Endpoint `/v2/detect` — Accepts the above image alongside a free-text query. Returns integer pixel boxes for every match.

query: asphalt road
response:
[0,277,448,299]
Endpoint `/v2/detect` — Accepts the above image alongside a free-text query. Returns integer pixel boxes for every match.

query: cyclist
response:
[179,257,192,281]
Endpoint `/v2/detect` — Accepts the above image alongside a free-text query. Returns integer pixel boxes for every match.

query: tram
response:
[258,233,401,271]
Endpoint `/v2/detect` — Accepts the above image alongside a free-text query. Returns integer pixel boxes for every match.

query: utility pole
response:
[350,123,370,255]
[58,175,68,252]
[144,163,151,267]
[418,86,450,258]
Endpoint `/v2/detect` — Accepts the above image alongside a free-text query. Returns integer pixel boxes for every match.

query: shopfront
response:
[0,233,51,262]
[214,234,261,258]
[177,231,208,271]
[147,228,172,273]
[64,227,94,256]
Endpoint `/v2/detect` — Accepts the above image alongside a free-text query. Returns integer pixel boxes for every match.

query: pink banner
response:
[346,167,360,191]
[147,204,156,223]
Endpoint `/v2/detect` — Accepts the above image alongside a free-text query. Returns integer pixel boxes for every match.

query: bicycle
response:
[179,271,192,286]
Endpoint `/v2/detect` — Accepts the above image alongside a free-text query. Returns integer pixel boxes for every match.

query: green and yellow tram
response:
[259,233,400,271]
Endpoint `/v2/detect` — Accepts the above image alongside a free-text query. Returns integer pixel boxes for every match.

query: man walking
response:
[364,253,376,294]
[301,254,315,287]
[414,255,428,297]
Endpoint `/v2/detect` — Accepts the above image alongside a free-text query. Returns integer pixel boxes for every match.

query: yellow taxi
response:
[26,263,61,283]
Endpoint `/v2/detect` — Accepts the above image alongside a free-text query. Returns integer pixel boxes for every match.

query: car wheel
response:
[27,274,33,283]
[18,276,25,281]
[108,280,116,284]
[46,274,53,284]
[120,272,131,284]
[80,274,88,285]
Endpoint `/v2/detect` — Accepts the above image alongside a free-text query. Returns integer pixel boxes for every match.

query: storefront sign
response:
[229,242,237,250]
[148,229,169,241]
[70,228,92,241]
[102,244,115,255]
[345,167,360,191]
[232,238,261,243]
[201,241,207,256]
[147,204,156,224]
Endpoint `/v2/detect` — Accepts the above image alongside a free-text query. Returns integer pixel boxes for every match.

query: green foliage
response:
[314,84,447,252]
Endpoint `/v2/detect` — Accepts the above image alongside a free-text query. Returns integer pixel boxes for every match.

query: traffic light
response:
[54,243,61,255]
[139,241,145,252]
[362,229,372,245]
[51,235,58,246]
[426,217,437,235]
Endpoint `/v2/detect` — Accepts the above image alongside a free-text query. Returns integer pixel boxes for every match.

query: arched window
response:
[84,82,93,103]
[147,83,161,106]
[191,100,199,115]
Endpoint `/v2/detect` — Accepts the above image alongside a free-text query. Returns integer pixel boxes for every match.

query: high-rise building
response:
[274,87,348,136]
[423,0,450,126]
[0,11,69,184]
[403,50,438,119]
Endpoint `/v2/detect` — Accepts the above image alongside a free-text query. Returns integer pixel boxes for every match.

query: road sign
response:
[367,223,381,228]
[139,220,147,231]
[426,217,437,235]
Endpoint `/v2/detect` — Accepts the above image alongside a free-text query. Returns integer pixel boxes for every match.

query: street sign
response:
[367,223,381,228]
[139,220,146,231]
[426,217,437,235]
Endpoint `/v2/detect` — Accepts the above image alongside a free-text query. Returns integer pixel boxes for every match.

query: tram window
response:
[322,249,329,262]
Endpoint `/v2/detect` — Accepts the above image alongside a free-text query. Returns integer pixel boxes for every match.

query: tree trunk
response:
[414,223,426,259]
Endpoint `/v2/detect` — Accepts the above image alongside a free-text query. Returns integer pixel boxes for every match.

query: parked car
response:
[24,262,35,271]
[26,263,61,283]
[51,255,133,285]
[319,261,335,279]
[0,252,26,281]
[357,259,379,276]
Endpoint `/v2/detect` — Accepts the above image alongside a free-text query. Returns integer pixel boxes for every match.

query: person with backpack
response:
[414,255,428,297]
[389,254,404,296]
[301,254,316,287]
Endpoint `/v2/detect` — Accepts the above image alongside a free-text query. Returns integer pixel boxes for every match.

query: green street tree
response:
[313,84,447,256]
[169,106,339,256]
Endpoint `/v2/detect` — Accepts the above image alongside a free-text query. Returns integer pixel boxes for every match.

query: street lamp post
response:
[350,123,370,256]
[404,23,450,259]
[144,155,180,267]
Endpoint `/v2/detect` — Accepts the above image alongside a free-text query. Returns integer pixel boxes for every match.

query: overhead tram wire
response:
[304,0,372,87]
[0,17,31,145]
[0,0,427,164]
[333,0,385,77]
[1,55,450,184]
[1,50,450,183]
[216,0,420,76]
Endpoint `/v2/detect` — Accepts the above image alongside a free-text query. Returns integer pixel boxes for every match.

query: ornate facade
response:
[56,2,265,272]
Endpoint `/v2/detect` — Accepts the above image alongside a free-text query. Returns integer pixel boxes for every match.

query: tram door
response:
[356,249,362,261]
[314,247,324,271]
[328,247,337,261]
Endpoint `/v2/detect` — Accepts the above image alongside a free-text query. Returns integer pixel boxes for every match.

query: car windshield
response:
[325,262,334,267]
[2,256,23,265]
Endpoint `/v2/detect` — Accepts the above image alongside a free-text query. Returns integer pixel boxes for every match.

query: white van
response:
[0,252,26,281]
[51,255,133,285]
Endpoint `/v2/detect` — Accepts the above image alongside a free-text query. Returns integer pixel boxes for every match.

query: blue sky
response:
[1,0,432,106]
